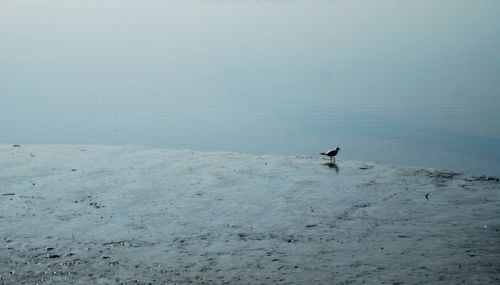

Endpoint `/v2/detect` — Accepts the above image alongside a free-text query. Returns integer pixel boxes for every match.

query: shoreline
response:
[1,144,499,284]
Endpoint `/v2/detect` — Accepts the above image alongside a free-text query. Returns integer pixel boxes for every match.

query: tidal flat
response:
[1,144,499,284]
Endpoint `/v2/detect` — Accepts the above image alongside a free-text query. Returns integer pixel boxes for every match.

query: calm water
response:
[1,0,500,175]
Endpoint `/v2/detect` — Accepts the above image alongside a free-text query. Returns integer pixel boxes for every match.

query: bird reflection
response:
[322,162,340,173]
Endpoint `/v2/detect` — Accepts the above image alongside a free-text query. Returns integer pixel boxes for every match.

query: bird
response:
[321,147,341,162]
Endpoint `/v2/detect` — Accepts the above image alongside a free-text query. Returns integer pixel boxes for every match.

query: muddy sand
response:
[1,144,499,284]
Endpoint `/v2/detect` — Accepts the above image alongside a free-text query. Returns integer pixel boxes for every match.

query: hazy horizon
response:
[1,0,499,175]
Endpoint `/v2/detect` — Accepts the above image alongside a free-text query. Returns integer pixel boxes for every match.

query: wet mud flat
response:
[1,144,499,284]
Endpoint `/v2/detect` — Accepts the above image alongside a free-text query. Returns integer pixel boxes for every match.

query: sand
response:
[1,144,499,284]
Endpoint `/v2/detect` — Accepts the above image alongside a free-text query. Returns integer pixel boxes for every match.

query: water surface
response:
[1,0,499,175]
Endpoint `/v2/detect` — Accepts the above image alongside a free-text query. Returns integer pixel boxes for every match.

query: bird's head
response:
[336,147,341,151]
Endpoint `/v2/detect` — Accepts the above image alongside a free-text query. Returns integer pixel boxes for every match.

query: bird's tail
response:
[320,152,326,155]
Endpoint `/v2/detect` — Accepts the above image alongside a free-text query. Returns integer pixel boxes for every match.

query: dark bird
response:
[425,193,430,201]
[321,147,341,162]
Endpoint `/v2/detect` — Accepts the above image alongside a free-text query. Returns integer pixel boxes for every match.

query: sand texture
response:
[1,144,499,284]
